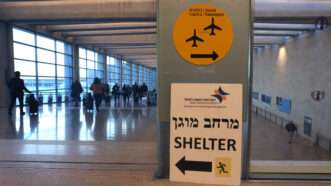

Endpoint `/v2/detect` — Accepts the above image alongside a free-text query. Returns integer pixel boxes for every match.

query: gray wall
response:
[253,28,331,149]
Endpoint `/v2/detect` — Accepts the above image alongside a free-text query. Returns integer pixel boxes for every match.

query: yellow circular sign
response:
[173,4,234,65]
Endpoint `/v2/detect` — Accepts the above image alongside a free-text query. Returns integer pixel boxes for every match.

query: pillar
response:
[0,22,13,108]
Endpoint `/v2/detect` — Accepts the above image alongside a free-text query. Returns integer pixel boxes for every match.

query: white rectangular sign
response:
[170,83,243,185]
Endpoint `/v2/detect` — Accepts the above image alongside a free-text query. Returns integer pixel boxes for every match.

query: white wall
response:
[253,28,331,149]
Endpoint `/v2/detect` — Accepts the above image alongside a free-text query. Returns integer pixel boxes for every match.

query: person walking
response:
[132,82,139,104]
[103,83,111,106]
[285,121,297,144]
[71,80,83,106]
[90,78,104,112]
[122,84,129,106]
[112,83,120,105]
[7,71,31,116]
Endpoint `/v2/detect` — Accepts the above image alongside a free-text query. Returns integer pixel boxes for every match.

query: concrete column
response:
[0,22,13,108]
[156,0,251,179]
[72,44,79,81]
[103,53,108,83]
[119,58,123,86]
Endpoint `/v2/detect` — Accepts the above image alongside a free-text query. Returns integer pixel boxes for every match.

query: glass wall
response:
[107,56,121,88]
[122,60,131,86]
[105,56,156,90]
[79,47,105,91]
[138,65,144,84]
[132,64,138,85]
[13,27,73,103]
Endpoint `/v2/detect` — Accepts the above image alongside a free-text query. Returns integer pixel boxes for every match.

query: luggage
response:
[37,95,43,104]
[56,95,62,103]
[28,94,39,115]
[83,93,94,112]
[48,95,53,104]
[104,95,111,106]
[64,95,70,103]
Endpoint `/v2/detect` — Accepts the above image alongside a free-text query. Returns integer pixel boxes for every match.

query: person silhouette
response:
[7,71,31,116]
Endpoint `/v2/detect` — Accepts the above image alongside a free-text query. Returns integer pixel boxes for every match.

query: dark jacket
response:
[7,78,29,95]
[71,82,83,97]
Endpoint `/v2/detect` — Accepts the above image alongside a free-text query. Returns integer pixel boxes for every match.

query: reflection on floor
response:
[0,103,156,142]
[251,112,331,161]
[0,103,157,164]
[0,104,330,162]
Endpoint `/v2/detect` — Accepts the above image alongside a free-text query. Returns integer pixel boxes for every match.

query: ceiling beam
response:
[67,31,156,37]
[101,45,156,49]
[124,54,156,58]
[254,33,299,37]
[254,27,315,32]
[109,48,156,55]
[46,24,156,32]
[74,34,156,45]
[255,17,331,25]
[0,0,155,24]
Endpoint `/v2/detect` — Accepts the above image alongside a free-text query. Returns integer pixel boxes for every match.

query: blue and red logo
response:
[212,86,229,103]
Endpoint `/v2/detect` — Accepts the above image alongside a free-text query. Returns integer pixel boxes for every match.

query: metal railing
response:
[252,104,331,152]
[251,104,289,128]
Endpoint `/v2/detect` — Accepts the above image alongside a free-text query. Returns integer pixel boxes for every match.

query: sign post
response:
[157,0,251,182]
[170,84,243,185]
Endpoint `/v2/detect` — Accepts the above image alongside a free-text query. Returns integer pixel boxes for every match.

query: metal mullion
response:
[13,58,36,63]
[55,41,58,99]
[13,40,35,48]
[36,46,56,53]
[34,32,39,94]
[36,61,56,65]
[13,25,75,47]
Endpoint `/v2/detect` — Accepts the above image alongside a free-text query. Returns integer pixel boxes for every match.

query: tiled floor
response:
[0,103,329,161]
[251,112,331,161]
[1,103,156,142]
[0,162,329,186]
[0,103,330,185]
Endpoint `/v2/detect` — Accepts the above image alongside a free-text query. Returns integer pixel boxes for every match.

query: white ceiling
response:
[0,0,331,68]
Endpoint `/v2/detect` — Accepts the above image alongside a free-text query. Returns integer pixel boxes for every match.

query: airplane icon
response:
[211,86,229,103]
[185,29,204,48]
[204,17,222,36]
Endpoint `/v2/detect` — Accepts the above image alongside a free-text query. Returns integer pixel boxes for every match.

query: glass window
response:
[57,53,72,66]
[37,35,55,50]
[79,58,87,68]
[107,57,116,65]
[13,43,35,61]
[57,65,72,78]
[38,63,56,77]
[21,76,37,92]
[107,56,121,87]
[37,48,55,64]
[64,43,72,55]
[79,47,104,91]
[57,77,72,90]
[14,60,36,76]
[80,69,87,78]
[13,28,35,45]
[87,50,95,61]
[13,27,73,104]
[79,48,86,58]
[38,77,56,91]
[97,70,104,79]
[87,69,95,78]
[56,41,64,53]
[87,60,95,69]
